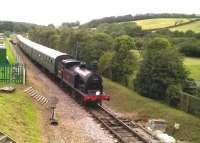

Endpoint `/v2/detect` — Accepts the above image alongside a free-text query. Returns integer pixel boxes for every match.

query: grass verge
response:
[104,78,200,143]
[4,38,16,64]
[0,87,41,143]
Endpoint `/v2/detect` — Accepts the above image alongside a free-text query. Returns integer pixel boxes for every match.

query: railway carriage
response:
[16,35,110,105]
[16,35,70,74]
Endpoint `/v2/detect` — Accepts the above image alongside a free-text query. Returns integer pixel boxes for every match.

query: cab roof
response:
[62,59,80,64]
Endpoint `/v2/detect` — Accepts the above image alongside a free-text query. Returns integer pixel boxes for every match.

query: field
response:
[104,78,200,143]
[171,21,200,33]
[0,87,41,143]
[135,18,191,30]
[184,57,200,83]
[4,38,16,64]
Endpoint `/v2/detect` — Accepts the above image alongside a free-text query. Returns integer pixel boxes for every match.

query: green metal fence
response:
[0,64,25,84]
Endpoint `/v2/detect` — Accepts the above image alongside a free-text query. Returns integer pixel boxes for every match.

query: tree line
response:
[0,21,38,34]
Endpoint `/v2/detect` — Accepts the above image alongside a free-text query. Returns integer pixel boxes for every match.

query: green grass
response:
[4,39,16,64]
[171,21,200,33]
[0,87,41,143]
[104,78,200,143]
[184,57,200,81]
[135,18,191,30]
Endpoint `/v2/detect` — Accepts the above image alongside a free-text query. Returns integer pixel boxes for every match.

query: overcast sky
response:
[0,0,199,25]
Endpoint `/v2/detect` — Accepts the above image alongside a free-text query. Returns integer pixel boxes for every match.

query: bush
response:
[166,84,182,107]
[179,39,200,57]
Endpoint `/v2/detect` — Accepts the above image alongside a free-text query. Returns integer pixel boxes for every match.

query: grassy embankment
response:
[104,78,200,143]
[4,38,16,64]
[104,56,200,142]
[171,21,200,33]
[135,18,191,30]
[0,87,41,143]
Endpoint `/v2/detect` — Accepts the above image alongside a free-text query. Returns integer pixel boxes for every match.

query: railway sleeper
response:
[24,87,49,105]
[26,89,35,94]
[37,96,44,102]
[33,94,40,99]
[30,92,38,97]
[35,94,42,100]
[24,87,33,92]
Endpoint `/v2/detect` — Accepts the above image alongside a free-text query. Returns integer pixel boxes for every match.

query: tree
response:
[134,38,188,99]
[179,39,200,57]
[111,35,137,85]
[98,51,114,78]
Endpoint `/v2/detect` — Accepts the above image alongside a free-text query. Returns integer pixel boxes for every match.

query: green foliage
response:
[0,21,37,33]
[97,22,142,37]
[111,35,137,85]
[29,27,114,68]
[29,26,59,49]
[61,21,80,28]
[179,39,200,57]
[98,51,114,78]
[166,84,182,106]
[134,38,188,99]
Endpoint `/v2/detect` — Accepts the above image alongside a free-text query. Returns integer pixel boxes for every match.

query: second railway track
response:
[89,105,160,143]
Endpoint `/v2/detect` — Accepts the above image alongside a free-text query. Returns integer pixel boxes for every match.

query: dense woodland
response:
[2,14,200,109]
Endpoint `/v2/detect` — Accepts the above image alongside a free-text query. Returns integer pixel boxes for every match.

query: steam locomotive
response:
[16,35,110,105]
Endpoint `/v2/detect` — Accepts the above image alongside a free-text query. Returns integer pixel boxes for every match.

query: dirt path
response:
[15,45,115,143]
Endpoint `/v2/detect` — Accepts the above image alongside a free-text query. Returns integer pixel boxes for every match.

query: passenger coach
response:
[16,35,71,74]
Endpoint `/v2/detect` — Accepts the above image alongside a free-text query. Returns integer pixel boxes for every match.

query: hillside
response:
[135,18,191,30]
[171,20,200,33]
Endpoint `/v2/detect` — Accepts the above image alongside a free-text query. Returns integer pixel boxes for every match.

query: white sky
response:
[0,0,199,26]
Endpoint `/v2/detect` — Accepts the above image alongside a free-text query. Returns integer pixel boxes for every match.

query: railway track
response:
[0,132,16,143]
[89,105,159,143]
